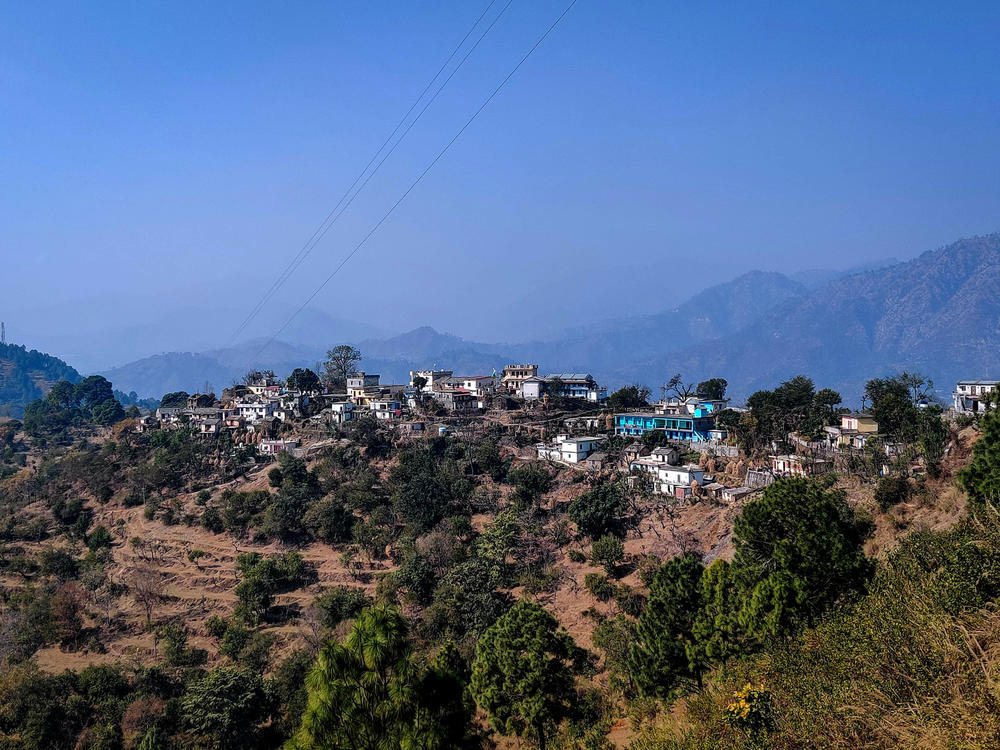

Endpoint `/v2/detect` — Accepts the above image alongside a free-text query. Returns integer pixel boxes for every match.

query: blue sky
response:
[3,1,1000,360]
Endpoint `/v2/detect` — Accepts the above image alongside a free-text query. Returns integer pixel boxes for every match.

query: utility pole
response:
[1,321,5,344]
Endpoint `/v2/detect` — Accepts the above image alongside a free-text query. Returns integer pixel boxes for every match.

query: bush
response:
[874,474,910,511]
[614,584,646,617]
[206,615,229,639]
[637,554,662,587]
[40,548,79,581]
[87,525,113,552]
[568,549,587,564]
[568,483,625,538]
[591,535,625,577]
[187,549,206,564]
[314,587,370,629]
[201,506,223,533]
[585,573,615,602]
[159,623,207,667]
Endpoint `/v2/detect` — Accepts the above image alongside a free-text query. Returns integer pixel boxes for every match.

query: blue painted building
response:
[613,412,716,442]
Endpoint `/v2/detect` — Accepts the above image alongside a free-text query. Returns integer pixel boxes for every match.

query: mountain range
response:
[4,236,997,407]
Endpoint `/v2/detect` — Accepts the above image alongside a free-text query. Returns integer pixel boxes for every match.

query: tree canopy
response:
[470,600,581,750]
[606,384,650,411]
[322,345,362,390]
[629,551,705,697]
[732,477,872,639]
[290,605,474,749]
[286,368,320,393]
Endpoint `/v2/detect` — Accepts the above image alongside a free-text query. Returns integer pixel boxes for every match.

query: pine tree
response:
[470,600,580,750]
[732,477,872,639]
[628,552,705,697]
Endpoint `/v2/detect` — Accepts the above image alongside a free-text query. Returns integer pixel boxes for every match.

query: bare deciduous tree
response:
[129,566,163,628]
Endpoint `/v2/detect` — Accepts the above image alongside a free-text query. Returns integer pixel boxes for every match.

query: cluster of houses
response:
[500,364,607,403]
[134,362,995,480]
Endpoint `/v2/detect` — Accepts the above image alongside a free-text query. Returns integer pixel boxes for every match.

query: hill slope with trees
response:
[0,343,81,418]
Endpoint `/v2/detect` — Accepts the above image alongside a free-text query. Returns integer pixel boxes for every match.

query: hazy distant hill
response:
[613,234,1000,401]
[508,270,809,373]
[15,301,386,374]
[93,271,820,395]
[0,343,80,418]
[95,235,1000,404]
[98,340,327,399]
[787,258,899,289]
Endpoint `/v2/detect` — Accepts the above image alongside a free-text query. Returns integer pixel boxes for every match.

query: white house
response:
[329,401,356,424]
[259,438,300,456]
[347,373,381,399]
[629,458,705,498]
[536,435,605,464]
[545,374,607,402]
[370,398,402,421]
[234,399,278,424]
[521,376,546,400]
[453,376,498,398]
[953,380,999,414]
[409,370,453,392]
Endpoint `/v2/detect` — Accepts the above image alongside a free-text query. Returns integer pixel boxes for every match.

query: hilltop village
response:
[122,351,990,503]
[0,343,998,749]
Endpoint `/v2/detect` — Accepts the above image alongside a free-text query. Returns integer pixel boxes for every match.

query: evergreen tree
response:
[290,606,471,749]
[732,478,872,640]
[629,552,705,697]
[690,558,746,665]
[960,398,1000,508]
[470,600,580,750]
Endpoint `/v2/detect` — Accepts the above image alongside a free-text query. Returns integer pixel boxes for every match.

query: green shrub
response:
[590,535,625,577]
[314,587,370,629]
[874,474,910,511]
[585,573,615,602]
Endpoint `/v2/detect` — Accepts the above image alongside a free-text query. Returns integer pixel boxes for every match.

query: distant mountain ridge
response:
[612,234,1000,401]
[86,234,1000,403]
[0,343,80,418]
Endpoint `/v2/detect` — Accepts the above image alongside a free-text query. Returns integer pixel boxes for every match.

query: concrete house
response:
[370,398,402,421]
[953,380,999,413]
[433,389,477,413]
[545,373,606,402]
[329,401,356,424]
[629,458,705,498]
[771,454,832,477]
[199,418,223,436]
[259,438,300,456]
[536,435,605,464]
[825,412,879,449]
[501,363,539,393]
[234,399,278,424]
[520,376,547,400]
[614,412,716,442]
[409,370,453,392]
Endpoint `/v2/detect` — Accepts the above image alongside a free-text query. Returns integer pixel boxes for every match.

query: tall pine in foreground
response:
[470,600,581,750]
[289,605,475,749]
[629,551,706,697]
[960,397,1000,508]
[732,477,872,639]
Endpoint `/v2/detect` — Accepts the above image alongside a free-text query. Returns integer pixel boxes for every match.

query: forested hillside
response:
[1,365,997,748]
[0,343,80,419]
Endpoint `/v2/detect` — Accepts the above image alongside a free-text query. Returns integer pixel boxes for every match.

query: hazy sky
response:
[4,0,1000,361]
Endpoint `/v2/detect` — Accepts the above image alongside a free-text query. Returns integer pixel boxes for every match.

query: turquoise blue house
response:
[613,412,716,442]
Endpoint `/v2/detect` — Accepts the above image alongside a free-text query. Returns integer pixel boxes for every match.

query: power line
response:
[249,0,579,366]
[227,0,507,346]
